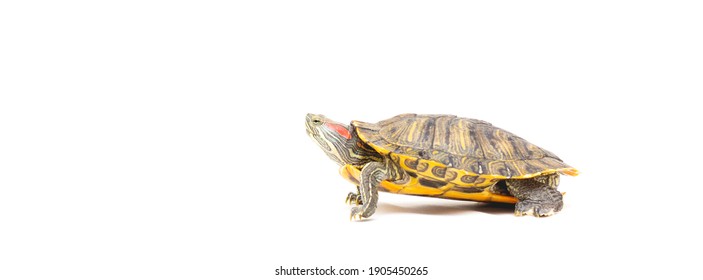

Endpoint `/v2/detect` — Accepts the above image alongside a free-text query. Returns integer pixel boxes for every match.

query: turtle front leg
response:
[350,162,388,221]
[507,174,563,217]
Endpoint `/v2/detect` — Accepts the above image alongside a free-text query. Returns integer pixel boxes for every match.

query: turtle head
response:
[305,113,354,166]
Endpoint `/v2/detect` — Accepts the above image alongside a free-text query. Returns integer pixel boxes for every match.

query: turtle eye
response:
[312,118,322,125]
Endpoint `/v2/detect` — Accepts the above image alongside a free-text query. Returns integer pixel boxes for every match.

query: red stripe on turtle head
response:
[325,123,351,139]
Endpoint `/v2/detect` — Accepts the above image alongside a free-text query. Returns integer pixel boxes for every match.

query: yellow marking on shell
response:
[396,154,410,167]
[406,121,418,142]
[492,129,515,159]
[340,163,518,204]
[560,168,580,176]
[396,183,443,195]
[383,144,579,180]
[380,180,406,193]
[509,168,580,179]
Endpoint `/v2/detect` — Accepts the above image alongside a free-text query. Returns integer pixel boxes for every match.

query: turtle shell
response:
[352,114,578,186]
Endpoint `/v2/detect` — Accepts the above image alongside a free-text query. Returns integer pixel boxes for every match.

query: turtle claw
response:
[349,207,364,221]
[345,192,362,206]
[344,193,353,205]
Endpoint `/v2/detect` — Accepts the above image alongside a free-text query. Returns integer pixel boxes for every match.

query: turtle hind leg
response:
[350,162,387,221]
[489,180,512,196]
[507,174,563,217]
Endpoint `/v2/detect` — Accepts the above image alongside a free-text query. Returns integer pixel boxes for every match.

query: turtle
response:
[305,113,579,220]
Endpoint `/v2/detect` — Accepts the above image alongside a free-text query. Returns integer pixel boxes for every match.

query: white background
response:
[1,1,702,279]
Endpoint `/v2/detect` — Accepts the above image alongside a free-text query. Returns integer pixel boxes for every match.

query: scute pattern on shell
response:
[352,114,577,179]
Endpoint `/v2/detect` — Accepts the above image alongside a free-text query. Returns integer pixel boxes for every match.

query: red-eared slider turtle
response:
[305,113,579,220]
